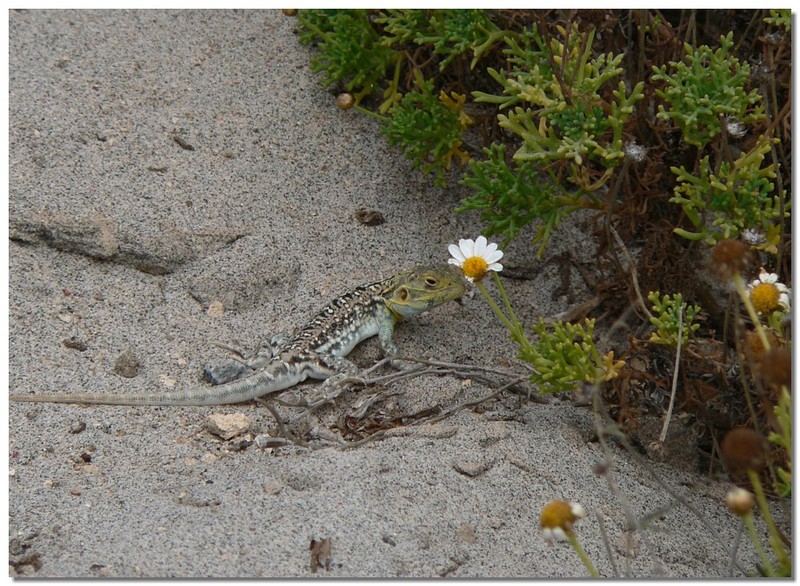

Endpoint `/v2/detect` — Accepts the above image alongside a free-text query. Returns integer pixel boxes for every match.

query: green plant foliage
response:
[651,32,765,147]
[520,318,624,393]
[670,136,786,244]
[473,23,644,190]
[297,10,398,100]
[416,10,497,70]
[458,143,594,257]
[768,385,792,497]
[764,9,791,31]
[296,9,787,265]
[646,291,701,346]
[377,9,502,70]
[374,9,430,46]
[381,76,471,186]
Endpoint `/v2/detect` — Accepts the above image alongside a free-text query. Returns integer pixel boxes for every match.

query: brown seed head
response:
[721,427,768,473]
[336,93,354,110]
[710,239,750,280]
[757,347,792,390]
[281,9,298,16]
[726,487,755,517]
[743,329,779,359]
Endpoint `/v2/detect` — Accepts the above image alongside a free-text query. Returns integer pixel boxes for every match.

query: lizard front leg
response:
[377,310,413,370]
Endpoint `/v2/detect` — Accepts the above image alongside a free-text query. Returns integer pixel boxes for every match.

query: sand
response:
[7,10,788,578]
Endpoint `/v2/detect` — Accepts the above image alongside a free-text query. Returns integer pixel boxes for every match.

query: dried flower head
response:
[742,228,766,246]
[743,329,780,359]
[726,487,755,517]
[724,117,748,139]
[756,347,791,390]
[721,428,768,474]
[336,93,355,110]
[710,239,750,280]
[624,141,647,163]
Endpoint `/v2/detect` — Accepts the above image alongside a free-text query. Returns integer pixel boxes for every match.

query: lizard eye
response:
[425,276,438,287]
[397,287,409,301]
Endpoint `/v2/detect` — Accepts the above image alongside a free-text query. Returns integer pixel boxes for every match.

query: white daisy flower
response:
[541,526,568,543]
[447,235,503,282]
[747,268,791,315]
[540,500,587,543]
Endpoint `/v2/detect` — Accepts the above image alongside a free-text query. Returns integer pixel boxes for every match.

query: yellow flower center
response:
[539,500,575,531]
[750,282,780,314]
[462,256,488,281]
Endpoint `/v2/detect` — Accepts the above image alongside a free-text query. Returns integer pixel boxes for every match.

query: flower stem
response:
[475,281,515,333]
[353,104,388,121]
[490,271,534,353]
[741,511,776,576]
[567,533,599,577]
[747,469,790,572]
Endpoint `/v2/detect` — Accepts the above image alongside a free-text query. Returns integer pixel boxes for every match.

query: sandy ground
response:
[7,10,789,578]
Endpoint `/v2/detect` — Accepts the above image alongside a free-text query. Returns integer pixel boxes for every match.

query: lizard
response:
[10,264,466,406]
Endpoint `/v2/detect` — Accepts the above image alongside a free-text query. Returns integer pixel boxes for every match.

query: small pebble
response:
[114,349,140,378]
[205,413,250,440]
[69,420,86,434]
[354,208,385,226]
[456,523,477,544]
[159,374,177,388]
[63,337,88,352]
[207,300,225,318]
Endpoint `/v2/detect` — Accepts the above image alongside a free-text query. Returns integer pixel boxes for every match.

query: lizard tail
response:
[9,365,308,406]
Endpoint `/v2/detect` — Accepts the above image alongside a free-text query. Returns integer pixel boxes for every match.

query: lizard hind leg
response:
[204,333,291,385]
[296,354,362,408]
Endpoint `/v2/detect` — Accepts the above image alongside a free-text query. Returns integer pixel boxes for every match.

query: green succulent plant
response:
[670,136,786,244]
[647,291,701,346]
[382,75,472,186]
[651,32,765,148]
[458,143,600,257]
[520,318,624,394]
[473,23,644,191]
[297,9,399,102]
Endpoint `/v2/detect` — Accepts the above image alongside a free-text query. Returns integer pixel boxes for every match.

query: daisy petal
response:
[474,236,487,256]
[485,249,504,264]
[448,244,465,263]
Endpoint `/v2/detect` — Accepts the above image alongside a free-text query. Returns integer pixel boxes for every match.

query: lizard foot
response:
[203,362,250,385]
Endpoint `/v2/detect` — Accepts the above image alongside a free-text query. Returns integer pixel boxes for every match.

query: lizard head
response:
[385,264,466,320]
